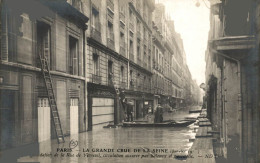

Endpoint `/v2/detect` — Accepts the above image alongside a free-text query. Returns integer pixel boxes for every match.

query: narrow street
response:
[1,0,259,162]
[13,106,200,163]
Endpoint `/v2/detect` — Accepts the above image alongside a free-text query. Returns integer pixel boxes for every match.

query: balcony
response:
[107,36,115,50]
[92,74,101,84]
[210,35,256,60]
[90,24,101,42]
[107,0,114,12]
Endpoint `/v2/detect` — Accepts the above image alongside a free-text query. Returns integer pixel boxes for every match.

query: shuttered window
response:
[69,36,79,75]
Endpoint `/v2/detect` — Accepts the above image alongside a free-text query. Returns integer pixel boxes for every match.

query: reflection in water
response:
[17,106,200,163]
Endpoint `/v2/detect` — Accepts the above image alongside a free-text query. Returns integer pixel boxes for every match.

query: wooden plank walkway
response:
[195,126,212,138]
[186,112,216,163]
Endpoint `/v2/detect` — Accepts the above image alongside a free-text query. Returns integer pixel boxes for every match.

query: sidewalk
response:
[186,109,216,163]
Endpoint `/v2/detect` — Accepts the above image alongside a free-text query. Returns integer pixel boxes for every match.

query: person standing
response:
[125,99,133,122]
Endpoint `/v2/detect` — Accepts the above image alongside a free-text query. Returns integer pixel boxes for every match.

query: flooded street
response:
[14,106,201,163]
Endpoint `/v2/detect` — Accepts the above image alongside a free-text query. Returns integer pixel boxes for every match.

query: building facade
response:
[205,0,259,162]
[84,0,155,130]
[152,3,187,110]
[0,0,88,149]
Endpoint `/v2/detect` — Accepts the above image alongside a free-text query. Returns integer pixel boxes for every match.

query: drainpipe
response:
[211,49,242,156]
[83,24,87,132]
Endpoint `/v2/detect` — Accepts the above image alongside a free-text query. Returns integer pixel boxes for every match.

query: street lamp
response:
[194,0,210,9]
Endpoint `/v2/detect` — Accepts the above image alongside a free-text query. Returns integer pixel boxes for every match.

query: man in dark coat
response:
[126,102,133,122]
[154,104,163,123]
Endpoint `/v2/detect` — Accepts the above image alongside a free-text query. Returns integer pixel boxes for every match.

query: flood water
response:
[14,106,200,163]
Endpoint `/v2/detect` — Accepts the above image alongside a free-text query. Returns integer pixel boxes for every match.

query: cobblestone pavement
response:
[12,106,201,163]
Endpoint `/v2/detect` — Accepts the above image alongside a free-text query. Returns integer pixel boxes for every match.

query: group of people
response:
[120,90,164,123]
[122,99,163,123]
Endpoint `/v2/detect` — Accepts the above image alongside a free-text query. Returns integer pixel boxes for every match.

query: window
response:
[107,21,114,41]
[137,46,140,59]
[119,2,125,14]
[93,54,99,75]
[120,66,124,82]
[129,40,133,54]
[120,32,125,45]
[91,7,100,30]
[137,73,140,87]
[108,60,113,86]
[37,22,51,68]
[130,70,133,86]
[69,36,79,75]
[129,9,133,21]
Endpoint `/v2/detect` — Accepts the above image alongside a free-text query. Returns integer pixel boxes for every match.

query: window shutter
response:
[73,58,78,75]
[1,12,8,61]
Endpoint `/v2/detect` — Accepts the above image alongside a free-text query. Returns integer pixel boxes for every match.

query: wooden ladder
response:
[39,55,65,144]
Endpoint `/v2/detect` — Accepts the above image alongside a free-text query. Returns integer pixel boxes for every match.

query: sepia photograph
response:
[0,0,259,162]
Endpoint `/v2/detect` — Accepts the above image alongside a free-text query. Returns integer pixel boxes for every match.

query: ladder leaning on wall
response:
[39,55,65,144]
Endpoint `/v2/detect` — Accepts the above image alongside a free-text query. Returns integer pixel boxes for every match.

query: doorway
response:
[0,90,15,150]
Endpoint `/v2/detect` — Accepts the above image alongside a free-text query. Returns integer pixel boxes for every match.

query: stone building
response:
[152,3,186,109]
[0,0,89,150]
[205,0,259,162]
[84,0,155,130]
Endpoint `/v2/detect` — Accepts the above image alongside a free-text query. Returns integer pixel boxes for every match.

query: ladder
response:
[39,55,65,144]
[109,74,127,120]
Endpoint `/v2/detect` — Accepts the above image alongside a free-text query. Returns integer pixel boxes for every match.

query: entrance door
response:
[136,100,143,119]
[0,90,15,149]
[70,98,79,135]
[38,98,51,142]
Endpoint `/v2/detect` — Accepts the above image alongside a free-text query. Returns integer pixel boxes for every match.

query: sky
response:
[159,0,210,85]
